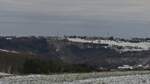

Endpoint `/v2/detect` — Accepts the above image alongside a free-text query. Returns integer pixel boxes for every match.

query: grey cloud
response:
[0,0,150,37]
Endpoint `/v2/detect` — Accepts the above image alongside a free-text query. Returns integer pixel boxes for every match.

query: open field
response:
[0,71,150,84]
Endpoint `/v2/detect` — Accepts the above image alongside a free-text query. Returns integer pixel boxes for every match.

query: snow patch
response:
[0,49,19,54]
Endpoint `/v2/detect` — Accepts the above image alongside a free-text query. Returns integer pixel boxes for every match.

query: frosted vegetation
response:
[0,71,150,84]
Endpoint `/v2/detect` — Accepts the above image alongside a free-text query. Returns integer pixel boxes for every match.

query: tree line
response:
[0,51,93,74]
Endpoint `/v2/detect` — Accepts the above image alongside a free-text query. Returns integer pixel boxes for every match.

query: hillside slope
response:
[0,36,150,73]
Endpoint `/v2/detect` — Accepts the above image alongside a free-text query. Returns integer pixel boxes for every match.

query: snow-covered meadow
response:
[0,71,150,84]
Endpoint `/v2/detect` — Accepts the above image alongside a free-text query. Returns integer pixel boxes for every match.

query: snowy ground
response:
[0,71,150,84]
[0,73,10,76]
[61,74,150,84]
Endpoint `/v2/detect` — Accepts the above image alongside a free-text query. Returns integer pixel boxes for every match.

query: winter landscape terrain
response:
[0,36,150,84]
[0,71,150,84]
[1,0,150,83]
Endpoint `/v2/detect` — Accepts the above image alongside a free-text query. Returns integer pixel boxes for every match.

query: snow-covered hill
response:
[67,38,150,52]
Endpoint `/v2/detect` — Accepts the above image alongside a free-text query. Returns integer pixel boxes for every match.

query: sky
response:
[0,0,150,38]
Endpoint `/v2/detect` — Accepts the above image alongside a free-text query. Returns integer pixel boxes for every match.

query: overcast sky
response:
[0,0,150,38]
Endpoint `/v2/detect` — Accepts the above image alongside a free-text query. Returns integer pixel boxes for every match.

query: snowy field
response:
[67,38,150,52]
[0,71,150,84]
